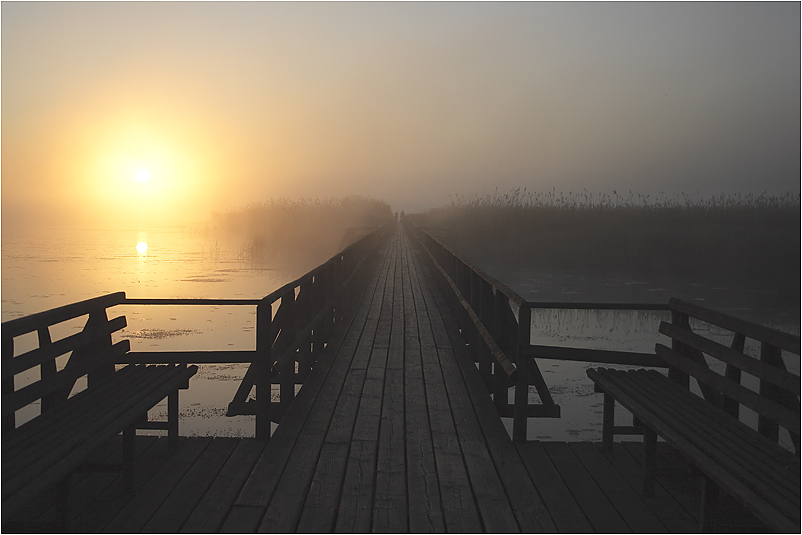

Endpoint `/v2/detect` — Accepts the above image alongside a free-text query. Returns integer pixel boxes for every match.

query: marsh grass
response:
[412,189,800,298]
[213,195,392,269]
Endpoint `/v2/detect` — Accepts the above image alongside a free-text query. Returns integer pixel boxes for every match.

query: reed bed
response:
[213,195,393,268]
[411,189,800,296]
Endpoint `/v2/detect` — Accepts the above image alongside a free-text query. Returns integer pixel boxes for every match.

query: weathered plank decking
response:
[5,224,768,533]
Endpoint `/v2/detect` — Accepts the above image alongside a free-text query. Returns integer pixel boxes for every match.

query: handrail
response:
[123,298,261,306]
[2,292,127,337]
[404,218,678,441]
[526,301,669,310]
[422,242,518,381]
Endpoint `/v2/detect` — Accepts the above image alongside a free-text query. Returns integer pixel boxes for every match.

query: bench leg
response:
[168,389,179,447]
[642,428,657,497]
[602,393,615,451]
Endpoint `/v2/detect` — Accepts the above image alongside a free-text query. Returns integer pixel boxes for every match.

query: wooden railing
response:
[3,222,391,440]
[404,219,670,441]
[2,292,131,432]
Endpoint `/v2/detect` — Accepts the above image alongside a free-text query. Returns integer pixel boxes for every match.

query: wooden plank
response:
[142,437,240,533]
[252,234,395,533]
[69,437,186,533]
[437,346,521,533]
[334,440,378,533]
[9,316,126,375]
[119,350,258,365]
[659,321,799,395]
[609,442,700,532]
[401,238,445,534]
[5,339,130,416]
[411,234,555,533]
[591,368,798,498]
[335,241,398,533]
[374,248,407,533]
[655,343,800,434]
[373,366,407,533]
[220,505,265,533]
[101,437,212,533]
[516,442,591,532]
[2,292,126,338]
[5,365,196,480]
[587,369,799,532]
[408,231,487,533]
[669,298,801,354]
[526,344,667,368]
[295,442,350,532]
[570,442,667,532]
[613,369,800,499]
[4,365,198,519]
[180,439,268,533]
[542,441,631,533]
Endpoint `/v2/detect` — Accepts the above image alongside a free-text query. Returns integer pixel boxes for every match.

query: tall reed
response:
[412,189,800,297]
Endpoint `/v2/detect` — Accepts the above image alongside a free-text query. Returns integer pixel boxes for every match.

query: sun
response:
[136,168,151,183]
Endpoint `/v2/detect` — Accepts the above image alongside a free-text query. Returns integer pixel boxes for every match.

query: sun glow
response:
[136,241,148,254]
[136,169,151,183]
[70,105,228,226]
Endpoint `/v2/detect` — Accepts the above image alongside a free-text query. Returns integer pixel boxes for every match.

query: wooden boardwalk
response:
[6,224,766,533]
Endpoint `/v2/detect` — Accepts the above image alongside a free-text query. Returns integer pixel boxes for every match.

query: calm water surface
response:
[2,225,304,436]
[3,227,798,442]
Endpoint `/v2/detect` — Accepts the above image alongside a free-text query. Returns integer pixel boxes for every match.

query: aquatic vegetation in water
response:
[122,328,199,339]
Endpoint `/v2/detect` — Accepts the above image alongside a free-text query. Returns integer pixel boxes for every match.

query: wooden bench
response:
[2,292,198,527]
[587,298,800,532]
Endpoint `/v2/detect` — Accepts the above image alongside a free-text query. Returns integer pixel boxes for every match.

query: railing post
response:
[758,342,783,443]
[38,326,57,413]
[513,305,531,442]
[255,301,272,439]
[280,290,297,416]
[493,290,509,413]
[668,311,691,389]
[2,335,15,432]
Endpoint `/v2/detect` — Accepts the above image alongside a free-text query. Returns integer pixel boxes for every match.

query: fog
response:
[2,2,799,229]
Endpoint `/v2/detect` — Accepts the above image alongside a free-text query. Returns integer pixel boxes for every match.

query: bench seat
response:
[587,367,800,532]
[2,363,197,523]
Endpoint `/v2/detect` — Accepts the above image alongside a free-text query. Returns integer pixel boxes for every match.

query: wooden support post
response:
[721,333,745,418]
[2,335,14,432]
[168,389,179,446]
[758,342,782,443]
[602,393,615,451]
[84,309,116,389]
[279,290,296,419]
[513,306,532,442]
[38,326,57,413]
[255,302,272,440]
[668,311,691,389]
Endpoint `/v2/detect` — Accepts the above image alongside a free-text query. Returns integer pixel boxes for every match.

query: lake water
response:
[485,263,799,447]
[2,224,305,436]
[3,226,798,442]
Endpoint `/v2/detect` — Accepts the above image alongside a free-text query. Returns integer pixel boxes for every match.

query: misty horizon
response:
[2,2,800,230]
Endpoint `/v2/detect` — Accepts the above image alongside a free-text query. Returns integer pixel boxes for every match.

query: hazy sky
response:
[2,2,799,225]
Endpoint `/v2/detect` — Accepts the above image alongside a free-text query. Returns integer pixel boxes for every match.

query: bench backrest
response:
[656,298,800,452]
[2,292,130,431]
